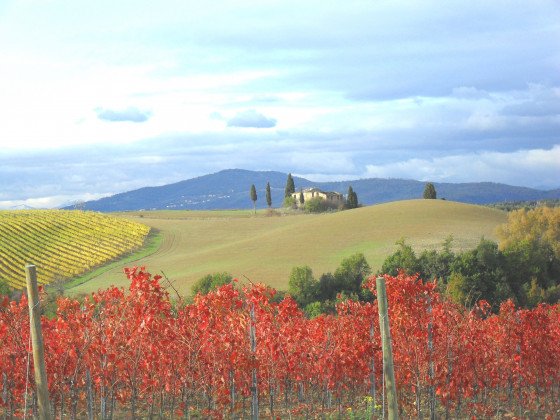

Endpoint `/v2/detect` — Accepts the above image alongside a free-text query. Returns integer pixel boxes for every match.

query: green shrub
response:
[283,196,296,208]
[0,278,10,296]
[191,272,233,296]
[305,197,329,213]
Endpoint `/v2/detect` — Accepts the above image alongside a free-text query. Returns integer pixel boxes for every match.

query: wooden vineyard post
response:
[25,265,52,420]
[250,303,258,420]
[376,276,399,420]
[370,324,376,416]
[427,295,436,420]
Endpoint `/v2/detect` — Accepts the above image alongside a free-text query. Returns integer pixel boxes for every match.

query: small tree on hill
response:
[285,173,295,198]
[265,182,272,207]
[423,182,437,199]
[299,188,305,206]
[250,184,257,214]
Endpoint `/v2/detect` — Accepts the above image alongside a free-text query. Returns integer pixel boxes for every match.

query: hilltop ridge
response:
[66,169,560,212]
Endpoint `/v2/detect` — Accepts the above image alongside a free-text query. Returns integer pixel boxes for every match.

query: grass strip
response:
[63,229,163,290]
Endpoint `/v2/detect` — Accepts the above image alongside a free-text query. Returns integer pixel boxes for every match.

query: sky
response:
[0,0,559,209]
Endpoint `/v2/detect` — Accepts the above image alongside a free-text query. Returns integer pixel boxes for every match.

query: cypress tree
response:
[265,182,272,207]
[347,186,358,209]
[299,188,305,207]
[250,184,258,214]
[285,173,295,198]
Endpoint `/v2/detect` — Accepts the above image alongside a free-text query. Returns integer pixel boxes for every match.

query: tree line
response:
[484,198,560,212]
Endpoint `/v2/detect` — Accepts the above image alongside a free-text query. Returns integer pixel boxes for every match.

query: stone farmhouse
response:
[292,187,345,208]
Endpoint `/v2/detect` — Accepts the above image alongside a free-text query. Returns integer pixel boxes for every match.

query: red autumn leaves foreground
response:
[1,268,559,419]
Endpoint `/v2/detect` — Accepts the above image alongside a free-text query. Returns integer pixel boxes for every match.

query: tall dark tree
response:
[265,182,272,207]
[299,188,305,206]
[250,184,257,214]
[423,182,437,199]
[285,173,295,198]
[347,186,358,209]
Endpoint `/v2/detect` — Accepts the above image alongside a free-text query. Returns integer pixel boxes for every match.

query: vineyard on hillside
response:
[0,210,150,289]
[1,268,559,419]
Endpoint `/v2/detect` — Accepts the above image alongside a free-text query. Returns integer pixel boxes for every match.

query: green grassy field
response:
[66,200,507,296]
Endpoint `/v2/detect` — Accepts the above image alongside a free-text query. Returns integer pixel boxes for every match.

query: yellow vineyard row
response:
[0,210,150,289]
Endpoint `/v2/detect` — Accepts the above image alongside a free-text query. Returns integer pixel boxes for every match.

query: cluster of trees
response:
[288,253,372,316]
[382,206,560,309]
[485,198,560,212]
[284,206,560,313]
[189,253,373,317]
[380,237,559,309]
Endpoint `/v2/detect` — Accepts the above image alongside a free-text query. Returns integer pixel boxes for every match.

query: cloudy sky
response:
[1,0,559,209]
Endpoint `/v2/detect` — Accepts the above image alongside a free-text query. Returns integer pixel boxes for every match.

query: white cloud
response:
[226,109,277,128]
[95,106,152,123]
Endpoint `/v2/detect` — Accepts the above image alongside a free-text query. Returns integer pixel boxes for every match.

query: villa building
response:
[291,188,345,208]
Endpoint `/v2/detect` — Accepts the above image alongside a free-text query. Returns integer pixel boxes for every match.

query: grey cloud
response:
[501,101,560,117]
[501,93,560,117]
[363,146,560,189]
[95,106,152,122]
[75,2,558,102]
[452,87,491,100]
[226,109,277,128]
[201,2,556,101]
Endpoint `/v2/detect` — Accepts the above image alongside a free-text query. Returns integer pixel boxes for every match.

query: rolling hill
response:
[66,200,508,296]
[68,169,560,212]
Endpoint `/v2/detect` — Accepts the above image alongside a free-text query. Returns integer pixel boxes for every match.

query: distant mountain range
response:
[9,204,37,210]
[64,169,560,212]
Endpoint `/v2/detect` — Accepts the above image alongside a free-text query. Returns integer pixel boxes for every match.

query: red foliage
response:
[1,268,559,418]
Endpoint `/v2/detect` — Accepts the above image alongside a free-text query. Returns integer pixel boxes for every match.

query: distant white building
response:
[292,187,345,208]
